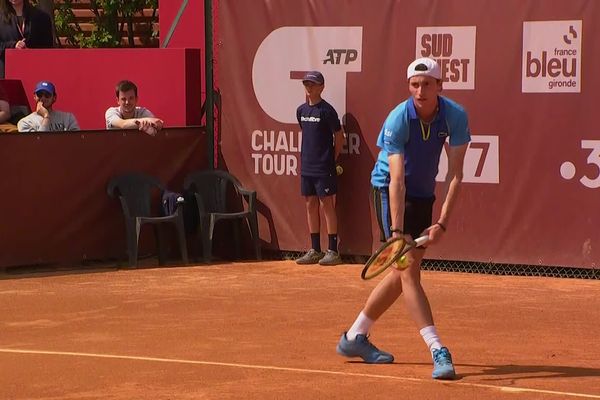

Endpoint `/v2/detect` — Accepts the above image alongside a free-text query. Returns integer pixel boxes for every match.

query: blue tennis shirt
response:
[371,96,471,197]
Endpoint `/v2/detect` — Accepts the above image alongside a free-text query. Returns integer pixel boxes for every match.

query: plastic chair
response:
[107,172,189,267]
[184,169,261,262]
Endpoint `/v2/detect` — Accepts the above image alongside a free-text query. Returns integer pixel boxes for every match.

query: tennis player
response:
[336,57,471,379]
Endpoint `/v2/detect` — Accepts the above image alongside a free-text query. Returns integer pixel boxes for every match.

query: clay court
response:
[1,261,599,399]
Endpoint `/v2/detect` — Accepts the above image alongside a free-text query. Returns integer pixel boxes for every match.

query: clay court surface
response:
[1,261,599,399]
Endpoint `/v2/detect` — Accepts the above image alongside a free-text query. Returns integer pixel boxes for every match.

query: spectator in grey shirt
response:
[105,80,163,136]
[17,81,79,132]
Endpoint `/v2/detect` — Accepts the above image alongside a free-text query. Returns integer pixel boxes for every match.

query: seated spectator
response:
[105,80,164,136]
[0,0,53,78]
[0,82,17,132]
[17,80,79,132]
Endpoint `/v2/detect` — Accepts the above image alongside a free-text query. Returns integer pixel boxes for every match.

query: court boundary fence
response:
[1,252,597,280]
[273,251,599,280]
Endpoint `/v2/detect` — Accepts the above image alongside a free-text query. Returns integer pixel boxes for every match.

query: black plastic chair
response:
[107,172,189,267]
[183,170,261,262]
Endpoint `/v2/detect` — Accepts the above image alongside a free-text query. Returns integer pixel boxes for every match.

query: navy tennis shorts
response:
[301,175,337,197]
[372,186,434,241]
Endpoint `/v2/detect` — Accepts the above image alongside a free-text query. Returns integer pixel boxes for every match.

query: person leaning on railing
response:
[0,0,53,78]
[105,80,164,136]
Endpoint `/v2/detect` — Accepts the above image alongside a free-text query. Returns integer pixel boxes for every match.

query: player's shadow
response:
[458,362,600,381]
[345,361,600,382]
[336,112,377,258]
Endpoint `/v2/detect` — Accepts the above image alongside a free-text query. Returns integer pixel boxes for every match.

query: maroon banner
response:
[218,0,599,268]
[0,128,206,268]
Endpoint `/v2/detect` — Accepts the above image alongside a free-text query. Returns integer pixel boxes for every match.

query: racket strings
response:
[368,239,406,270]
[361,235,429,280]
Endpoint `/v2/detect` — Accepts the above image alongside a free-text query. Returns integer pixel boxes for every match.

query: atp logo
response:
[252,27,363,124]
[522,20,582,93]
[323,49,359,65]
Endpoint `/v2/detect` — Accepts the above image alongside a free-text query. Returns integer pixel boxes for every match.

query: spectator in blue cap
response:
[17,80,79,132]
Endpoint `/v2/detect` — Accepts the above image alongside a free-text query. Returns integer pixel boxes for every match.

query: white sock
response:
[346,311,374,340]
[420,325,443,354]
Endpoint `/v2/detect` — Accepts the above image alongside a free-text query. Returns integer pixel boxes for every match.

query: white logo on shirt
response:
[300,116,321,122]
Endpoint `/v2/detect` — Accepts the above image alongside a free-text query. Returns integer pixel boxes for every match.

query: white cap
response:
[406,57,441,81]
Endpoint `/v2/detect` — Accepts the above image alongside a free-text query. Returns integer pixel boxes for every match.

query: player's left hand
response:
[424,223,445,244]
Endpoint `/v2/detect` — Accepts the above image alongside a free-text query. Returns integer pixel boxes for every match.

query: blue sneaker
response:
[431,347,456,379]
[336,332,394,364]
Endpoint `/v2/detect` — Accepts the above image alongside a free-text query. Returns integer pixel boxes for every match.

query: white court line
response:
[1,348,599,399]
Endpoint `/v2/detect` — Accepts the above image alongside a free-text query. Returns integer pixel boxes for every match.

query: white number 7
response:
[437,135,499,184]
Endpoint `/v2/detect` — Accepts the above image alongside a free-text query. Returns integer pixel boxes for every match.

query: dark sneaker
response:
[319,250,342,266]
[336,332,394,364]
[296,249,324,265]
[431,347,456,380]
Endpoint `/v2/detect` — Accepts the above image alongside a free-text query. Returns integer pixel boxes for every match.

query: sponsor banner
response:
[253,27,363,124]
[522,20,582,93]
[250,130,362,176]
[437,135,499,184]
[416,26,477,90]
[220,0,599,268]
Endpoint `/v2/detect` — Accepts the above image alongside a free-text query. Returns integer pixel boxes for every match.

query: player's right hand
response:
[36,101,49,118]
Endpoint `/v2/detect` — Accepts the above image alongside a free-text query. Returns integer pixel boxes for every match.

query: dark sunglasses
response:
[35,91,53,98]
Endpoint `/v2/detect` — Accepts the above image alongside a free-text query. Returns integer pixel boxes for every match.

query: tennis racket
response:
[361,235,429,280]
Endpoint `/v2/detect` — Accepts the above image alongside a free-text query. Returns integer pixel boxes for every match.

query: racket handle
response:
[414,235,429,247]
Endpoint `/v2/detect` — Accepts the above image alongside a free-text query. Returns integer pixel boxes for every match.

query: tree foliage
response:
[50,0,158,48]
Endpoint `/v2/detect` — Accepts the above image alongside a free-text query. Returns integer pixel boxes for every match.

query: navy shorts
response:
[372,186,434,241]
[301,175,337,197]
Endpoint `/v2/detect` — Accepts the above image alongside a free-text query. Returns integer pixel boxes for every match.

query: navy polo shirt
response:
[297,99,342,177]
[371,96,471,197]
